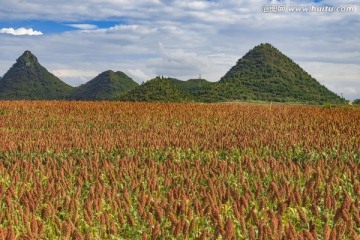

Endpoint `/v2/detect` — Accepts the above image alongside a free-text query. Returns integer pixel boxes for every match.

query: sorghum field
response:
[0,101,359,240]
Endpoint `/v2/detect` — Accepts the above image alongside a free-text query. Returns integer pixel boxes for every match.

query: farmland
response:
[0,101,359,239]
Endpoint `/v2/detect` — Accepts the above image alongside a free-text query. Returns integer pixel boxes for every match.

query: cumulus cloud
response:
[127,69,152,82]
[300,62,360,100]
[67,24,98,30]
[51,69,99,79]
[0,27,43,36]
[154,42,210,78]
[47,68,99,86]
[107,24,158,35]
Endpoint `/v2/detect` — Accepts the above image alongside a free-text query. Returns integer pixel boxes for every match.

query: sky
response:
[0,0,359,100]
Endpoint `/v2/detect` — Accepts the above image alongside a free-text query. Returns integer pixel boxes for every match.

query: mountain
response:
[217,43,344,104]
[0,51,73,100]
[119,77,193,102]
[71,70,138,100]
[168,78,214,101]
[0,45,346,103]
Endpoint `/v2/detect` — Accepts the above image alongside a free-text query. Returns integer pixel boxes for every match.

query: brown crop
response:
[0,101,359,239]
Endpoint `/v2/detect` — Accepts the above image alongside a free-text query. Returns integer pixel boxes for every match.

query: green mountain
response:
[71,70,138,100]
[0,45,346,103]
[119,77,193,102]
[0,51,73,100]
[168,78,214,101]
[217,43,344,104]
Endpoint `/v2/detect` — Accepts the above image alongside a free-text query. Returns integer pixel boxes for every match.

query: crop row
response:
[0,101,359,239]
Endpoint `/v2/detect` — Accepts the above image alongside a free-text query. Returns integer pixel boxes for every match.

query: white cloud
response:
[51,69,99,79]
[47,68,100,86]
[176,1,217,10]
[153,42,211,78]
[300,62,360,100]
[127,69,151,82]
[107,24,158,35]
[0,27,43,36]
[67,24,98,30]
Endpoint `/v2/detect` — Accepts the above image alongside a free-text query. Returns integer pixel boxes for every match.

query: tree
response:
[353,99,360,105]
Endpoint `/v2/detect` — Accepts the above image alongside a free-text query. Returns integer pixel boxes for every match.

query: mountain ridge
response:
[119,77,193,102]
[0,44,345,104]
[71,70,138,100]
[216,43,343,103]
[0,51,74,100]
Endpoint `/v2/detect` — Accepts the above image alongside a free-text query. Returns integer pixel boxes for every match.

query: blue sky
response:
[0,20,122,33]
[0,0,359,99]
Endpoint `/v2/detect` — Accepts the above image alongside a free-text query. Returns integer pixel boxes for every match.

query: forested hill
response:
[217,43,344,103]
[0,51,73,100]
[0,45,346,104]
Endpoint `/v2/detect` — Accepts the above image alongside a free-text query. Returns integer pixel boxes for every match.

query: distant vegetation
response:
[217,43,345,104]
[0,44,346,104]
[168,78,213,100]
[0,51,73,100]
[353,99,360,105]
[119,77,193,102]
[71,70,138,100]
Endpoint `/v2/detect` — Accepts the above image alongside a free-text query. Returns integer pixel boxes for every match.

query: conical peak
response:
[103,70,114,74]
[255,43,275,49]
[23,50,33,55]
[97,70,115,78]
[97,70,129,80]
[246,43,279,56]
[16,50,38,67]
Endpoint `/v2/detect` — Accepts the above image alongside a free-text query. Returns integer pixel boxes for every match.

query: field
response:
[0,101,359,239]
